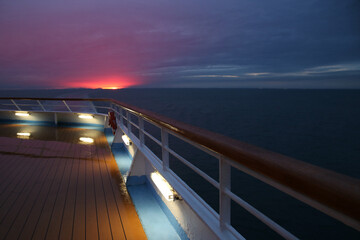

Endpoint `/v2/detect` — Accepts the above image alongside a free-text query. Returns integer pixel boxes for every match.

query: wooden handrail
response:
[1,97,359,230]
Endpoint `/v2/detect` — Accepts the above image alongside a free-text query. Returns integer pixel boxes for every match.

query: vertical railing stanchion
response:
[54,113,58,125]
[92,100,97,113]
[161,127,169,171]
[139,117,144,147]
[119,107,124,128]
[126,111,131,135]
[219,156,231,229]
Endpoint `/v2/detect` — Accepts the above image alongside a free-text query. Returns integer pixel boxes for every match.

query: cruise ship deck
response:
[0,124,146,240]
[0,98,358,240]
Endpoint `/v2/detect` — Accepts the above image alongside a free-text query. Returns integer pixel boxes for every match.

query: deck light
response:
[151,172,175,201]
[78,114,93,119]
[17,132,31,137]
[15,112,29,117]
[79,137,94,143]
[122,134,131,146]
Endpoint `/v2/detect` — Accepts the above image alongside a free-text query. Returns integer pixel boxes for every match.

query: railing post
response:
[139,117,144,147]
[119,107,124,128]
[91,100,97,113]
[219,156,231,229]
[54,113,58,125]
[161,127,169,171]
[126,111,131,135]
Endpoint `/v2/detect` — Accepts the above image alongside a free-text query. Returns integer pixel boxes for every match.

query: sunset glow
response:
[64,76,139,89]
[102,87,120,90]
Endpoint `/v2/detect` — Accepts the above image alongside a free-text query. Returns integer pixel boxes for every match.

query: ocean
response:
[1,88,359,239]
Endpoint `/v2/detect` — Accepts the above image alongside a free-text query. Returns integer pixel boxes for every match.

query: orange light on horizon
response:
[63,76,140,89]
[102,87,120,90]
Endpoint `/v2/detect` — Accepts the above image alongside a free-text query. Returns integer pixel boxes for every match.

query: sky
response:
[0,0,359,89]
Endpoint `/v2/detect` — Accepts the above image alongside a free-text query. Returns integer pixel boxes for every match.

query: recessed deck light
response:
[15,112,29,117]
[17,132,31,137]
[78,114,93,119]
[79,137,94,143]
[151,172,175,201]
[122,134,131,146]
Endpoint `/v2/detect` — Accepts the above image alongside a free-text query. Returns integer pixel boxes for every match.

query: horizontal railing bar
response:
[225,189,298,240]
[129,121,139,129]
[1,103,42,106]
[0,109,106,116]
[1,104,67,107]
[94,106,110,110]
[0,97,358,230]
[167,147,220,189]
[143,130,162,146]
[0,97,110,101]
[1,103,107,109]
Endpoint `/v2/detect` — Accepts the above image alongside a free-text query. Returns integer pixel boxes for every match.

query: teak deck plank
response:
[0,125,147,240]
[45,144,77,240]
[85,146,99,240]
[93,149,113,240]
[72,146,86,240]
[59,146,80,240]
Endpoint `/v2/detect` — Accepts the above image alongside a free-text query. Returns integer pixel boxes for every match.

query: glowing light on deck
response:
[17,132,31,137]
[15,112,29,117]
[79,137,94,143]
[17,132,31,139]
[151,172,174,201]
[122,134,131,146]
[78,114,93,119]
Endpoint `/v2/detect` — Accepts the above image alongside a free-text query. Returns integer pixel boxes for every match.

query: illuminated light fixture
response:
[15,112,29,117]
[122,134,131,146]
[78,114,93,119]
[17,132,31,137]
[151,172,175,201]
[79,137,94,143]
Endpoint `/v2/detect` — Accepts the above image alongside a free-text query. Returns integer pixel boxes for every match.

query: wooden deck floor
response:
[0,125,147,240]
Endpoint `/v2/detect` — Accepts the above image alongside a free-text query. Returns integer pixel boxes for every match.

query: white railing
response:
[112,104,299,239]
[0,98,110,114]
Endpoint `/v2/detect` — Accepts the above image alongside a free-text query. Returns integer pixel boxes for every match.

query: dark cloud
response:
[0,0,359,88]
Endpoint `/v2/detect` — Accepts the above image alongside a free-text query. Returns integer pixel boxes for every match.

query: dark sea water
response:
[1,88,359,239]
